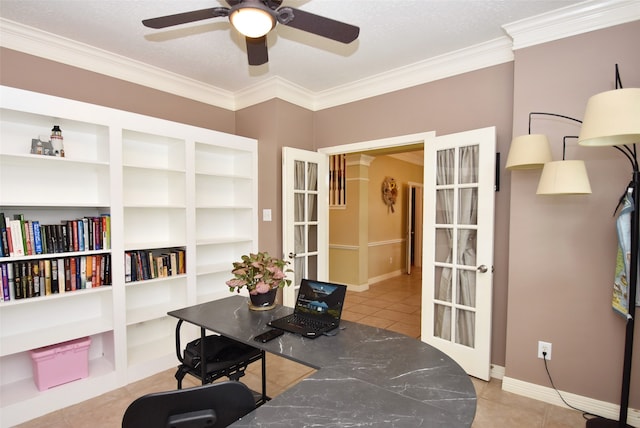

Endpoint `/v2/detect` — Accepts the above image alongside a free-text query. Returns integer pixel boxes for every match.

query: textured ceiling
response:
[0,0,588,95]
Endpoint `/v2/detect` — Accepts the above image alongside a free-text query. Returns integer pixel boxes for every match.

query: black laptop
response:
[268,279,347,339]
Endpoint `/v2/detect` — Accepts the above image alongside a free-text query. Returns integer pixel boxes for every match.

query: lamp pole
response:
[619,167,638,427]
[587,152,638,428]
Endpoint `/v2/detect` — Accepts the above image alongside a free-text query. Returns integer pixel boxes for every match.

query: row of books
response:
[0,213,111,258]
[1,254,112,301]
[125,248,185,283]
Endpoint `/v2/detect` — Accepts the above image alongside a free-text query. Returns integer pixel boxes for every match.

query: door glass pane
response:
[459,145,478,184]
[434,266,452,302]
[307,225,317,252]
[457,229,476,266]
[436,189,453,224]
[294,160,305,190]
[458,188,477,225]
[294,225,305,253]
[307,163,318,190]
[308,194,317,221]
[435,228,452,263]
[436,149,454,185]
[457,270,476,307]
[434,304,451,340]
[294,193,304,222]
[308,254,317,279]
[456,309,475,347]
[294,257,305,284]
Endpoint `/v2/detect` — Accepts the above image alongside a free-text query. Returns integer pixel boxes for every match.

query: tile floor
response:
[16,271,587,428]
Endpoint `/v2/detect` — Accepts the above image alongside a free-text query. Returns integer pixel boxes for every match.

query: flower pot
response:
[248,288,277,311]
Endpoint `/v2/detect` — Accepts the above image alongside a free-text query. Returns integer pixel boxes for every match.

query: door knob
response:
[477,265,488,273]
[288,252,296,259]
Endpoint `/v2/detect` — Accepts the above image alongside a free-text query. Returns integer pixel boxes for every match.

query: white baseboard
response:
[490,364,505,380]
[347,282,369,292]
[502,376,640,427]
[368,270,404,285]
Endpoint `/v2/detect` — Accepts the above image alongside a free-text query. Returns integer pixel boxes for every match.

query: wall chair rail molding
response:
[507,64,640,428]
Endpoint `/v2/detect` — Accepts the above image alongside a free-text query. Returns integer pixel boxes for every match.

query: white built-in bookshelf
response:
[0,86,258,427]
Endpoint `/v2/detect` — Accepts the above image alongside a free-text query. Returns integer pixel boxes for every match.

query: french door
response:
[281,147,329,307]
[422,127,496,380]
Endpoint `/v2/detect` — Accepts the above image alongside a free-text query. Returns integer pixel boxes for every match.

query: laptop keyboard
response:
[288,314,331,330]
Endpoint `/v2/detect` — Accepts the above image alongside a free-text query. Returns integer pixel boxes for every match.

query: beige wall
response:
[329,156,370,287]
[368,156,423,278]
[235,99,315,258]
[507,22,640,407]
[247,101,314,301]
[329,154,423,287]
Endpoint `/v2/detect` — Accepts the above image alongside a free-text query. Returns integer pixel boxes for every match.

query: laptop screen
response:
[295,279,347,324]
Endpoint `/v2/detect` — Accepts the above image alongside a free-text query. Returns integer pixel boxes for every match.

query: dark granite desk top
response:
[168,295,476,427]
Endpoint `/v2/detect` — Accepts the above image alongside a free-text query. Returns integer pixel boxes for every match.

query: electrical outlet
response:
[538,341,552,360]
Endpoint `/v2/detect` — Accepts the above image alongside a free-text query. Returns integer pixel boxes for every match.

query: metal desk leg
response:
[261,350,267,403]
[200,327,206,385]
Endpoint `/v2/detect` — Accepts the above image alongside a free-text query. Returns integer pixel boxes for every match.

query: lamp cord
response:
[541,352,604,422]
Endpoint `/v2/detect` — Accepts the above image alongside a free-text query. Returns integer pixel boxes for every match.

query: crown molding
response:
[233,76,315,111]
[312,37,514,111]
[0,18,236,110]
[345,154,375,167]
[389,152,424,166]
[503,0,640,50]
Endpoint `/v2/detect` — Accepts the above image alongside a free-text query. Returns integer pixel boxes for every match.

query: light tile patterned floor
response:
[16,271,586,428]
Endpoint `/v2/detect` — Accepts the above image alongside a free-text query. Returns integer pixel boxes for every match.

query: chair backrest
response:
[122,381,255,428]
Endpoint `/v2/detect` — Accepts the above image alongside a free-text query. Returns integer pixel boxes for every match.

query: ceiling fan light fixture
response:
[230,6,275,38]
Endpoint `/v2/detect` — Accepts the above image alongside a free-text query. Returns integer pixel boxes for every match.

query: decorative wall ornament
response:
[381,176,398,213]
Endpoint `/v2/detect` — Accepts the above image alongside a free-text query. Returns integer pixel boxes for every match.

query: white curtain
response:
[434,149,454,341]
[434,146,477,348]
[294,161,305,281]
[456,146,478,348]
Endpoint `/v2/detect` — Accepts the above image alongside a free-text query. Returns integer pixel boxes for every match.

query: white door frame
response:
[318,132,435,157]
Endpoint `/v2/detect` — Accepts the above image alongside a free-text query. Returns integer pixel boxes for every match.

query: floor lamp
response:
[579,77,639,428]
[506,67,639,427]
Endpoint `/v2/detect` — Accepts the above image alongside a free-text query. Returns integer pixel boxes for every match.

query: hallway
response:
[342,270,422,339]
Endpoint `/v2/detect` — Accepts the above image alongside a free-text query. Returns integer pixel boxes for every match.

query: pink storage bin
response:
[29,336,91,391]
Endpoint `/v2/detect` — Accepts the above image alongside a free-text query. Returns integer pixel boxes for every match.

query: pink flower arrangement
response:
[226,252,292,295]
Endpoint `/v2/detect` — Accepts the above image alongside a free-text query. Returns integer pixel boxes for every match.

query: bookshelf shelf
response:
[0,353,116,408]
[0,86,258,427]
[0,284,111,308]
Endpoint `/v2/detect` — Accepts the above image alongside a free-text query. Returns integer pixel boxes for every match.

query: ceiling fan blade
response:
[281,7,359,44]
[246,36,269,66]
[142,7,229,29]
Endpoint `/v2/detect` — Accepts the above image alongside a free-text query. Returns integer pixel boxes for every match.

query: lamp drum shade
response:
[579,88,640,147]
[536,160,592,195]
[505,134,553,170]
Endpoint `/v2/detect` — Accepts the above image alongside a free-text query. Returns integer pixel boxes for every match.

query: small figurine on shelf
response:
[51,125,64,157]
[30,136,53,156]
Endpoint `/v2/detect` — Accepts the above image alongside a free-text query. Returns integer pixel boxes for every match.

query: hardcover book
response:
[32,221,43,255]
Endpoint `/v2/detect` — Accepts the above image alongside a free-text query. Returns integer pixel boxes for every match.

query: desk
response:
[168,296,476,427]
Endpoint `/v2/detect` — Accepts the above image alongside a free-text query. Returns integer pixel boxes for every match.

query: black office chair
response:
[122,381,255,428]
[174,320,269,405]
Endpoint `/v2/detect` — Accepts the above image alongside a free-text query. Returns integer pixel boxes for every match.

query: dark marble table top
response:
[168,295,476,427]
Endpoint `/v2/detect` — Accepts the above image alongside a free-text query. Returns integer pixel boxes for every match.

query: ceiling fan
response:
[142,0,360,66]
